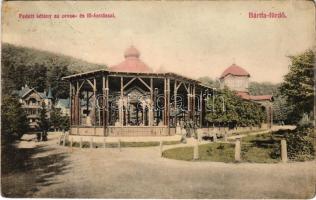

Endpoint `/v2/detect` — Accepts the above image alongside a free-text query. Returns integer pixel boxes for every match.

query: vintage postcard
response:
[1,0,315,198]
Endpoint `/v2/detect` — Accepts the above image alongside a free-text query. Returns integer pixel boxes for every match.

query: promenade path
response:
[2,127,315,198]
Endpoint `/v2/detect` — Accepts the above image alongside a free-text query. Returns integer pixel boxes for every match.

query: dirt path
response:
[2,131,315,198]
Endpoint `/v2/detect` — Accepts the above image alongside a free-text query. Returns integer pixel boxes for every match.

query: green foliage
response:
[272,125,315,161]
[1,43,105,99]
[286,127,315,161]
[206,89,265,127]
[1,94,29,140]
[38,102,50,132]
[50,107,70,131]
[279,49,315,124]
[249,81,280,96]
[50,107,62,130]
[248,81,293,124]
[163,133,281,163]
[198,76,220,89]
[163,143,235,162]
[272,94,294,124]
[240,132,281,163]
[60,115,70,131]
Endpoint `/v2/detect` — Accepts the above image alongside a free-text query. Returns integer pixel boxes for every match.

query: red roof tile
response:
[250,95,273,101]
[236,91,273,101]
[110,46,153,73]
[236,91,251,100]
[220,64,250,79]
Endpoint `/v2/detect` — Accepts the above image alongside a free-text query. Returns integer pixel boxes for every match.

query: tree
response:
[272,94,294,124]
[198,76,220,89]
[39,102,50,133]
[206,88,265,128]
[47,65,72,100]
[249,81,280,96]
[1,94,29,141]
[60,114,70,131]
[279,50,314,124]
[1,43,99,102]
[50,107,63,131]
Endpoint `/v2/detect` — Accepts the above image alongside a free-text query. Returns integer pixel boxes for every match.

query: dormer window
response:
[29,98,37,106]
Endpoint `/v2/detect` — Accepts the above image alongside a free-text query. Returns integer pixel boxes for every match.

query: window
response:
[29,98,37,106]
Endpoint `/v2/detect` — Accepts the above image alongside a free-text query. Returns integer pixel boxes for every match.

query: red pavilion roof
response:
[220,64,250,79]
[110,46,153,73]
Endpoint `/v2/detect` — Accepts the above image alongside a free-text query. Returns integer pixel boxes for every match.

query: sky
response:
[2,1,315,83]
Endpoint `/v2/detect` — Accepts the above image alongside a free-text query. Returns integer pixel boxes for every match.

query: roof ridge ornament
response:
[124,45,140,59]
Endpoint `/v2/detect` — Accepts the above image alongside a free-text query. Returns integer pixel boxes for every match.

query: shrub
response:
[270,125,315,161]
[286,129,314,161]
[270,143,281,159]
[217,143,225,150]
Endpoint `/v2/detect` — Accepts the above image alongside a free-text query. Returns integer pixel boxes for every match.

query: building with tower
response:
[220,63,274,127]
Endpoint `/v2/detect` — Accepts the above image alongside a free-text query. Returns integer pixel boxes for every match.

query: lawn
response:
[162,143,235,162]
[241,133,281,163]
[163,132,281,163]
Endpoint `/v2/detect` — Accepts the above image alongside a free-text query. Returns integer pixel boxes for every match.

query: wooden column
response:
[93,78,97,135]
[74,81,77,125]
[69,82,73,126]
[150,78,154,126]
[76,81,80,125]
[192,84,196,124]
[187,83,191,119]
[106,77,109,128]
[102,75,106,136]
[120,76,124,126]
[70,94,75,125]
[174,80,177,127]
[200,90,203,128]
[72,94,76,125]
[150,78,153,102]
[163,78,166,125]
[93,78,97,126]
[166,78,170,127]
[86,90,89,119]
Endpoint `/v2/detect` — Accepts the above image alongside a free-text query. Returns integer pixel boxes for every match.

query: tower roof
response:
[220,63,250,79]
[124,46,140,58]
[110,46,153,73]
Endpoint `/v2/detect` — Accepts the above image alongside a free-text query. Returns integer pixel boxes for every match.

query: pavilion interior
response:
[71,73,210,129]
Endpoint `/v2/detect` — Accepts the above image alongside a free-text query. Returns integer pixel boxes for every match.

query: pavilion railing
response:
[107,126,170,137]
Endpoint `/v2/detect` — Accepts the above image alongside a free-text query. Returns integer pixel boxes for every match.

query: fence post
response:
[235,138,241,162]
[58,133,62,145]
[118,139,121,152]
[63,134,66,146]
[90,137,93,149]
[224,131,227,142]
[70,137,73,148]
[80,137,82,149]
[193,140,199,160]
[213,133,217,142]
[160,140,163,157]
[281,139,288,163]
